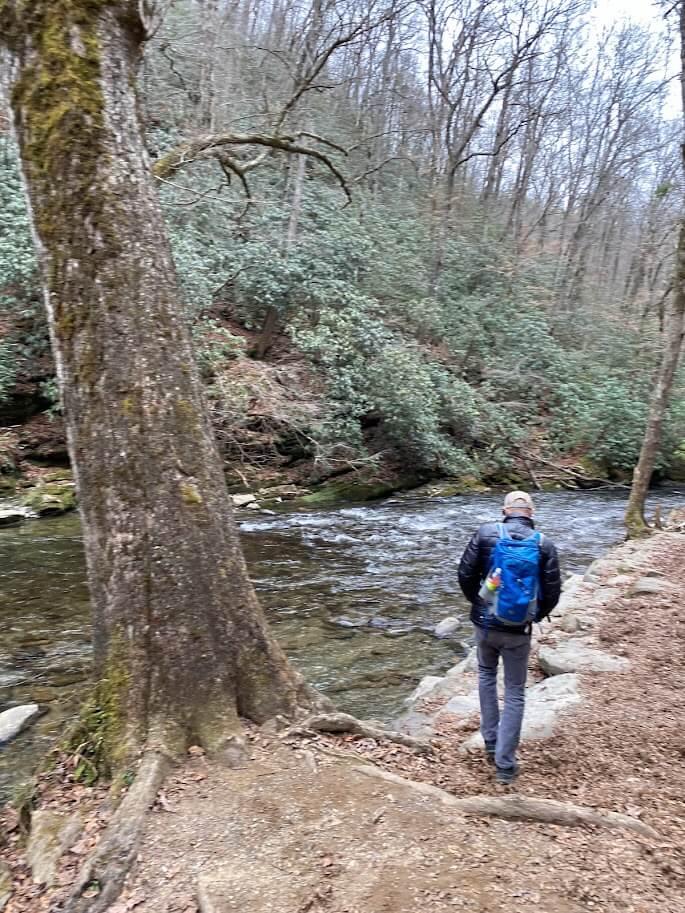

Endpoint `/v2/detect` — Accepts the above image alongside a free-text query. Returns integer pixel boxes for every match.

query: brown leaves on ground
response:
[2,534,685,913]
[313,534,685,912]
[0,752,111,913]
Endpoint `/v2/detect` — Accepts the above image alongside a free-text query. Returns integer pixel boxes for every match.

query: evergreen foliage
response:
[1,0,684,482]
[0,141,48,405]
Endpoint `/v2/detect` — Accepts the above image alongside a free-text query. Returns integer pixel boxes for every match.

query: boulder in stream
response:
[231,493,257,508]
[22,481,76,516]
[0,704,42,745]
[434,616,460,638]
[0,508,28,528]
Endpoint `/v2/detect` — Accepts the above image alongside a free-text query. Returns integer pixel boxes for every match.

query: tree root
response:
[57,751,172,913]
[355,765,658,839]
[284,711,433,754]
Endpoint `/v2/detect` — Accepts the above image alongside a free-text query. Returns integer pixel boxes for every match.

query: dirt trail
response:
[3,532,685,913]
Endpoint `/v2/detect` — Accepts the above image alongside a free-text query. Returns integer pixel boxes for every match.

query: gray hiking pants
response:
[474,626,531,771]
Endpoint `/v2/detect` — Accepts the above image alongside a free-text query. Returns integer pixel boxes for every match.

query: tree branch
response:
[153,132,351,202]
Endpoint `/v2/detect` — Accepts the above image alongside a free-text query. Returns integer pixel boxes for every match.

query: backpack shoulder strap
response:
[497,522,508,539]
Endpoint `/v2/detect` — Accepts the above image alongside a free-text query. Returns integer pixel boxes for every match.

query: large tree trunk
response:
[1,0,317,768]
[625,2,685,538]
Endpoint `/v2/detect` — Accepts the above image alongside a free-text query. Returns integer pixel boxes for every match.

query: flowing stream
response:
[1,485,684,800]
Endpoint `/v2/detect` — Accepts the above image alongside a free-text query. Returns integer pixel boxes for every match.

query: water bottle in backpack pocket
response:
[478,566,501,611]
[485,524,542,626]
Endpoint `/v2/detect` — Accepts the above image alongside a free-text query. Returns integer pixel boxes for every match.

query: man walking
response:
[458,491,561,784]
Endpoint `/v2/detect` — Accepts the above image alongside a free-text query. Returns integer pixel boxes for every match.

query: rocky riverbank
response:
[2,527,684,913]
[397,533,660,748]
[2,427,668,521]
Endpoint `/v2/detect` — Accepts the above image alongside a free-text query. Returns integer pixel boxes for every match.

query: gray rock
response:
[0,508,27,528]
[446,647,478,676]
[433,616,460,638]
[521,673,582,740]
[441,693,479,719]
[231,493,257,507]
[26,810,83,887]
[405,675,444,707]
[628,577,677,597]
[549,581,597,620]
[399,661,481,736]
[0,860,11,913]
[586,586,622,606]
[0,704,42,745]
[460,673,581,753]
[562,573,584,593]
[606,574,634,588]
[559,615,581,634]
[583,557,614,582]
[538,641,628,676]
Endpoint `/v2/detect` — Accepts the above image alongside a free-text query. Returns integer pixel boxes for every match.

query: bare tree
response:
[625,1,685,536]
[422,0,584,291]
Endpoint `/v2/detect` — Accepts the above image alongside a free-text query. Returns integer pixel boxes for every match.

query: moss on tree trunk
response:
[1,0,321,771]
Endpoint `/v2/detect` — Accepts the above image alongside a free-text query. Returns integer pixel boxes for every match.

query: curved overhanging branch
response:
[152,131,351,203]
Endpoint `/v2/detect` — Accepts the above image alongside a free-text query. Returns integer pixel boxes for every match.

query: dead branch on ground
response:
[284,711,433,755]
[355,765,658,839]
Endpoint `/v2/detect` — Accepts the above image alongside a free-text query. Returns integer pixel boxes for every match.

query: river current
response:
[1,485,684,799]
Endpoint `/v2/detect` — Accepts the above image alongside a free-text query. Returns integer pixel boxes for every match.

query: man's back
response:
[458,513,561,632]
[457,491,562,783]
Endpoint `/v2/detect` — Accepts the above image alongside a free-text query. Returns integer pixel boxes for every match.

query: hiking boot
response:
[484,742,496,764]
[495,764,519,785]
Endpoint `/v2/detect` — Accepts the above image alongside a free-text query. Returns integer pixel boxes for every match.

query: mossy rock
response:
[575,457,609,483]
[483,470,527,488]
[23,481,77,516]
[297,474,422,508]
[43,469,74,482]
[453,474,490,493]
[0,475,17,493]
[406,477,490,499]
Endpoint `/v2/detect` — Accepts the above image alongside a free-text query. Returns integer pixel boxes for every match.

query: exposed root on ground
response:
[355,766,658,839]
[57,751,172,913]
[284,711,433,754]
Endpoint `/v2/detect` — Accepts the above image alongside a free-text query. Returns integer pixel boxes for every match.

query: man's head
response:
[503,490,534,517]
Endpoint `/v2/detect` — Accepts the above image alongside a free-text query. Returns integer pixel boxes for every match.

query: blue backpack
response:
[488,523,542,626]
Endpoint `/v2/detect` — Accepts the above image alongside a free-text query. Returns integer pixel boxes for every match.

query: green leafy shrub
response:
[549,377,651,471]
[0,140,50,405]
[193,319,245,377]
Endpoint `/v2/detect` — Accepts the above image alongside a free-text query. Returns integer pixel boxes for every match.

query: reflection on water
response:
[1,485,683,798]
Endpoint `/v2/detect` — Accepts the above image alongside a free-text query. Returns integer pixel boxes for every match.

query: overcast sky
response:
[593,0,660,26]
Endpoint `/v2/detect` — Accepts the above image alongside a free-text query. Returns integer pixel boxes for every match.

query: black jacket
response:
[458,514,561,633]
